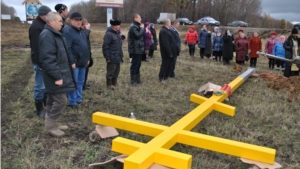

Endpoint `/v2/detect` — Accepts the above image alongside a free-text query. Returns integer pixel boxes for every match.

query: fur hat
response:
[38,5,51,15]
[238,29,244,33]
[55,4,67,13]
[70,12,82,19]
[292,28,298,34]
[271,31,277,36]
[110,19,121,26]
[190,25,195,29]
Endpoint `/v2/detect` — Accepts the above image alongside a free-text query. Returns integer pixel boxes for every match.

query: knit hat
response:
[144,22,150,28]
[214,27,219,31]
[238,29,244,33]
[38,5,51,15]
[110,19,121,26]
[190,25,195,29]
[70,12,82,19]
[271,31,277,36]
[217,29,222,33]
[55,4,67,13]
[292,28,298,34]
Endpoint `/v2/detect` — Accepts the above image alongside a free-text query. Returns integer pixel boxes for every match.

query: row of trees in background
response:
[69,0,293,29]
[0,0,293,29]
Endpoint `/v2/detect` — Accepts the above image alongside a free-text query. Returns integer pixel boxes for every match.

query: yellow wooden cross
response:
[92,68,276,169]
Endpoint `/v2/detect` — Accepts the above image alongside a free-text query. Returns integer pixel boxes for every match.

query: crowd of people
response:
[29,5,299,137]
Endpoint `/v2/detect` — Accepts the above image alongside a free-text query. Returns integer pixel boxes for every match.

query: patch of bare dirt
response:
[259,72,300,102]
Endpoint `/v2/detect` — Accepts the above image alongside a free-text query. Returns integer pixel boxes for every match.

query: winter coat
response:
[159,26,177,59]
[222,34,234,60]
[144,29,152,50]
[248,36,262,58]
[29,16,46,65]
[204,33,212,55]
[272,41,285,58]
[83,29,93,67]
[39,24,76,94]
[149,27,158,51]
[185,30,198,45]
[284,35,300,66]
[265,37,279,54]
[198,29,208,48]
[212,35,223,51]
[63,26,90,67]
[235,38,248,61]
[170,26,181,56]
[128,21,145,54]
[102,27,124,64]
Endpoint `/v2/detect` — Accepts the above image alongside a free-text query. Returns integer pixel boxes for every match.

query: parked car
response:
[194,17,220,26]
[291,21,300,30]
[177,18,193,25]
[227,20,248,27]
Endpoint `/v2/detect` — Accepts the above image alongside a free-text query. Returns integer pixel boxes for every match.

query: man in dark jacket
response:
[29,5,51,118]
[169,20,181,78]
[39,12,76,137]
[158,19,177,81]
[54,4,69,32]
[63,12,90,109]
[103,19,124,90]
[128,13,145,87]
[283,28,300,77]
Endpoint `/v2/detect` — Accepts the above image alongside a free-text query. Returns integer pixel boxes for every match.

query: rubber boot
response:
[35,99,46,118]
[131,75,137,87]
[106,78,114,90]
[43,96,47,107]
[137,74,143,84]
[112,78,117,87]
[44,114,65,137]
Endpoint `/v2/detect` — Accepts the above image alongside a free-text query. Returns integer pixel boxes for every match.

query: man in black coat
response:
[39,12,76,137]
[102,19,124,90]
[158,19,177,81]
[29,5,51,118]
[128,13,145,87]
[283,28,300,77]
[169,20,181,78]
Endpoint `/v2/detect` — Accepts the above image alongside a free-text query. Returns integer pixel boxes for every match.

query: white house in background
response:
[1,14,11,20]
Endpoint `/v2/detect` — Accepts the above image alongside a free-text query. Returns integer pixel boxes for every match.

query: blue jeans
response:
[68,67,86,105]
[130,54,142,75]
[33,65,45,100]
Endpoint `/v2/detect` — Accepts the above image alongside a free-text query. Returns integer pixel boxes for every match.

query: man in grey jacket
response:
[128,13,145,87]
[102,19,124,90]
[39,12,76,137]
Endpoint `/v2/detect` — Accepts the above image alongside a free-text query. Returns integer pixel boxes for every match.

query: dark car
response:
[194,17,220,26]
[227,20,248,27]
[177,18,193,25]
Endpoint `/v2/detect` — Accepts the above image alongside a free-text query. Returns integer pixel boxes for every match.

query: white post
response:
[107,8,113,27]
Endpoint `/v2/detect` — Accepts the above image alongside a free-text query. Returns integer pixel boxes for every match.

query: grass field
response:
[1,22,300,169]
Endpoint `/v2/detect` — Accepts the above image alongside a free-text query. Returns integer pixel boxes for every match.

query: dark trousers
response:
[223,58,230,65]
[276,60,284,68]
[213,51,222,61]
[45,93,67,119]
[236,61,245,65]
[189,45,195,57]
[159,57,172,81]
[250,58,257,67]
[106,63,120,79]
[149,50,154,58]
[200,48,205,58]
[284,65,299,78]
[169,55,178,77]
[130,54,142,75]
[269,58,275,69]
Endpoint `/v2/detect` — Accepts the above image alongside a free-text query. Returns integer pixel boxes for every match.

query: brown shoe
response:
[112,78,117,87]
[106,78,114,90]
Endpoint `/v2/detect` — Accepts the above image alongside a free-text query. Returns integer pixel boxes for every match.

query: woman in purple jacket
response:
[265,32,278,70]
[142,22,152,62]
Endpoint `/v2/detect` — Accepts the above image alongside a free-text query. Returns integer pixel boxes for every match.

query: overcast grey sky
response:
[2,0,300,22]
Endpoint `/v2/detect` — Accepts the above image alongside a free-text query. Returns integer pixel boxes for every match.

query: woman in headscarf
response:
[222,29,234,65]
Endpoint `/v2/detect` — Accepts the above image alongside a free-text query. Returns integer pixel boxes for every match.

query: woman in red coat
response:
[185,26,198,57]
[248,31,262,67]
[235,33,248,65]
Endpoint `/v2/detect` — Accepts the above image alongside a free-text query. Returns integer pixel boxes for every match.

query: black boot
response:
[35,99,46,118]
[112,78,117,87]
[106,78,114,90]
[137,74,143,84]
[131,75,137,87]
[43,96,47,107]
